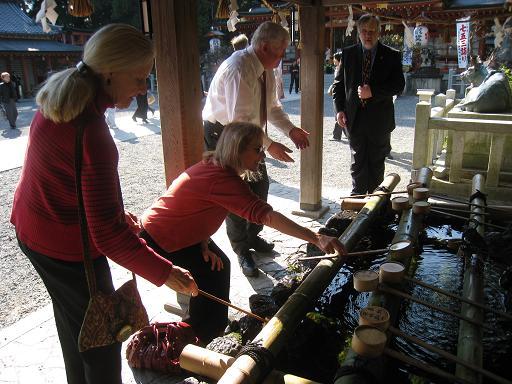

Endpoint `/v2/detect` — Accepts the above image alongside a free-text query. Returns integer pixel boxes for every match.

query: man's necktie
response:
[361,50,371,107]
[260,71,267,135]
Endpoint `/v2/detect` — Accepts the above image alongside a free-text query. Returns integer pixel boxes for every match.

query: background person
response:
[332,14,404,195]
[202,21,310,277]
[289,59,300,94]
[10,24,198,384]
[328,52,345,141]
[0,72,18,129]
[140,122,346,341]
[231,34,248,51]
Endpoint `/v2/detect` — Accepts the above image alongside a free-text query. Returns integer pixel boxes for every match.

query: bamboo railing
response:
[412,89,512,201]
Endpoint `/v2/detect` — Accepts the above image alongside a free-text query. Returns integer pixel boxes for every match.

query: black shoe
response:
[250,236,274,253]
[10,125,16,129]
[238,251,258,277]
[387,154,394,160]
[333,136,341,141]
[132,116,137,122]
[142,119,149,123]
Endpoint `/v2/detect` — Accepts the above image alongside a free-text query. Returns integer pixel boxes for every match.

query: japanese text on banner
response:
[457,18,470,69]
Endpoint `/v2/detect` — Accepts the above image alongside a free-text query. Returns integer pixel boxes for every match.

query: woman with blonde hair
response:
[139,121,346,341]
[11,24,198,384]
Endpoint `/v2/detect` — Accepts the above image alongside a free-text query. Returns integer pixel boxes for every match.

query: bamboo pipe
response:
[430,208,507,230]
[217,173,402,384]
[388,327,512,384]
[297,248,388,261]
[378,285,491,330]
[179,344,322,384]
[457,174,485,383]
[403,276,512,321]
[339,190,407,200]
[199,289,266,323]
[383,348,475,384]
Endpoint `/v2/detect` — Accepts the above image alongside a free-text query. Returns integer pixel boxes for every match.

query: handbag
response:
[126,322,199,373]
[74,120,149,352]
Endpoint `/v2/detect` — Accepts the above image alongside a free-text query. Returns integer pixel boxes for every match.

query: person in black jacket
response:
[0,72,18,129]
[332,14,404,195]
[289,59,300,94]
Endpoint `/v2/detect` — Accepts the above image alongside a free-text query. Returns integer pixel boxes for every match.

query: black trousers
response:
[289,73,299,93]
[203,120,270,256]
[348,113,391,195]
[18,239,122,384]
[139,231,230,343]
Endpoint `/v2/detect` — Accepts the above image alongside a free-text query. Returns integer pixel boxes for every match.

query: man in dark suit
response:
[332,14,404,195]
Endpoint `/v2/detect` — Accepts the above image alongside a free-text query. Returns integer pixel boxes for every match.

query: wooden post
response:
[449,132,464,183]
[412,101,431,169]
[486,133,505,188]
[295,4,327,218]
[218,174,401,384]
[151,0,203,187]
[456,174,485,383]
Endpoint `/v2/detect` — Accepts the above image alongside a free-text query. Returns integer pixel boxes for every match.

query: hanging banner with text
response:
[456,17,470,68]
[402,26,414,66]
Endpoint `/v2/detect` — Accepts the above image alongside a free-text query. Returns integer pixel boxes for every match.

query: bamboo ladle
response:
[430,208,507,230]
[378,284,492,330]
[198,289,266,323]
[388,326,512,384]
[297,248,389,261]
[401,275,512,321]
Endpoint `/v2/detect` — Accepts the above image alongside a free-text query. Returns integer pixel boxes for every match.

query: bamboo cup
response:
[351,325,387,358]
[353,270,379,292]
[359,306,390,331]
[391,196,410,211]
[379,261,405,284]
[413,187,430,201]
[413,201,431,214]
[388,240,414,258]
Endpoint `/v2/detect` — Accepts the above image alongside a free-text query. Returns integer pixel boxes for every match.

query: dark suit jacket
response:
[332,42,404,134]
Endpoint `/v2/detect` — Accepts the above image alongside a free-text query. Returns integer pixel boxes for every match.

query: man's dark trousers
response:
[348,112,390,195]
[203,121,269,255]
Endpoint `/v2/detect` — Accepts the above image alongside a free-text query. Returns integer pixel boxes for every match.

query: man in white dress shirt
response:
[202,21,309,277]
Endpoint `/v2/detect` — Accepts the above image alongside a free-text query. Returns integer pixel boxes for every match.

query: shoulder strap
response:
[74,120,97,297]
[75,120,137,298]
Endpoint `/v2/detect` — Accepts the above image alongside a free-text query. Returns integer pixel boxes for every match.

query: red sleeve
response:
[208,171,273,223]
[81,119,172,286]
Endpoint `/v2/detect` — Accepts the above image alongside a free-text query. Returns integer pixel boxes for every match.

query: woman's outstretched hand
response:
[165,266,199,297]
[201,240,224,271]
[315,234,346,255]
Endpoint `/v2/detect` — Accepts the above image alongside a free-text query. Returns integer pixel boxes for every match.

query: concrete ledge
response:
[292,204,329,219]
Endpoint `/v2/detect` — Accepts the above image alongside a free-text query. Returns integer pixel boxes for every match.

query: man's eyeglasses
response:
[254,146,265,154]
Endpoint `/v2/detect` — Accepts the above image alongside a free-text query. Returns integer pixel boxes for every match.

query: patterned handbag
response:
[73,120,149,352]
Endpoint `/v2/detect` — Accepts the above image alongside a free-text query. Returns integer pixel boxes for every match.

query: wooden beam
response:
[151,0,203,187]
[298,4,325,213]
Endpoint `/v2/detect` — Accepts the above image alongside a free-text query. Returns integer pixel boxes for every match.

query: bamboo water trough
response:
[212,173,402,384]
[335,167,433,384]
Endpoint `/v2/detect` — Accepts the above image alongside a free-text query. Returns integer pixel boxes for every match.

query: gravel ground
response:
[0,93,417,329]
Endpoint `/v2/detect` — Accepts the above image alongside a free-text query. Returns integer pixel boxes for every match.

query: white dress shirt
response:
[202,46,295,148]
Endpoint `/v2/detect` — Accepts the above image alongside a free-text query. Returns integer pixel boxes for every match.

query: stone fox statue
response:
[458,59,512,113]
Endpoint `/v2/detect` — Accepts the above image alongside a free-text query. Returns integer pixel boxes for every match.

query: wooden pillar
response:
[151,0,203,186]
[294,3,327,218]
[21,57,30,97]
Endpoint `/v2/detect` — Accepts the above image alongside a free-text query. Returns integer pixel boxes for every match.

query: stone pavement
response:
[0,88,354,383]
